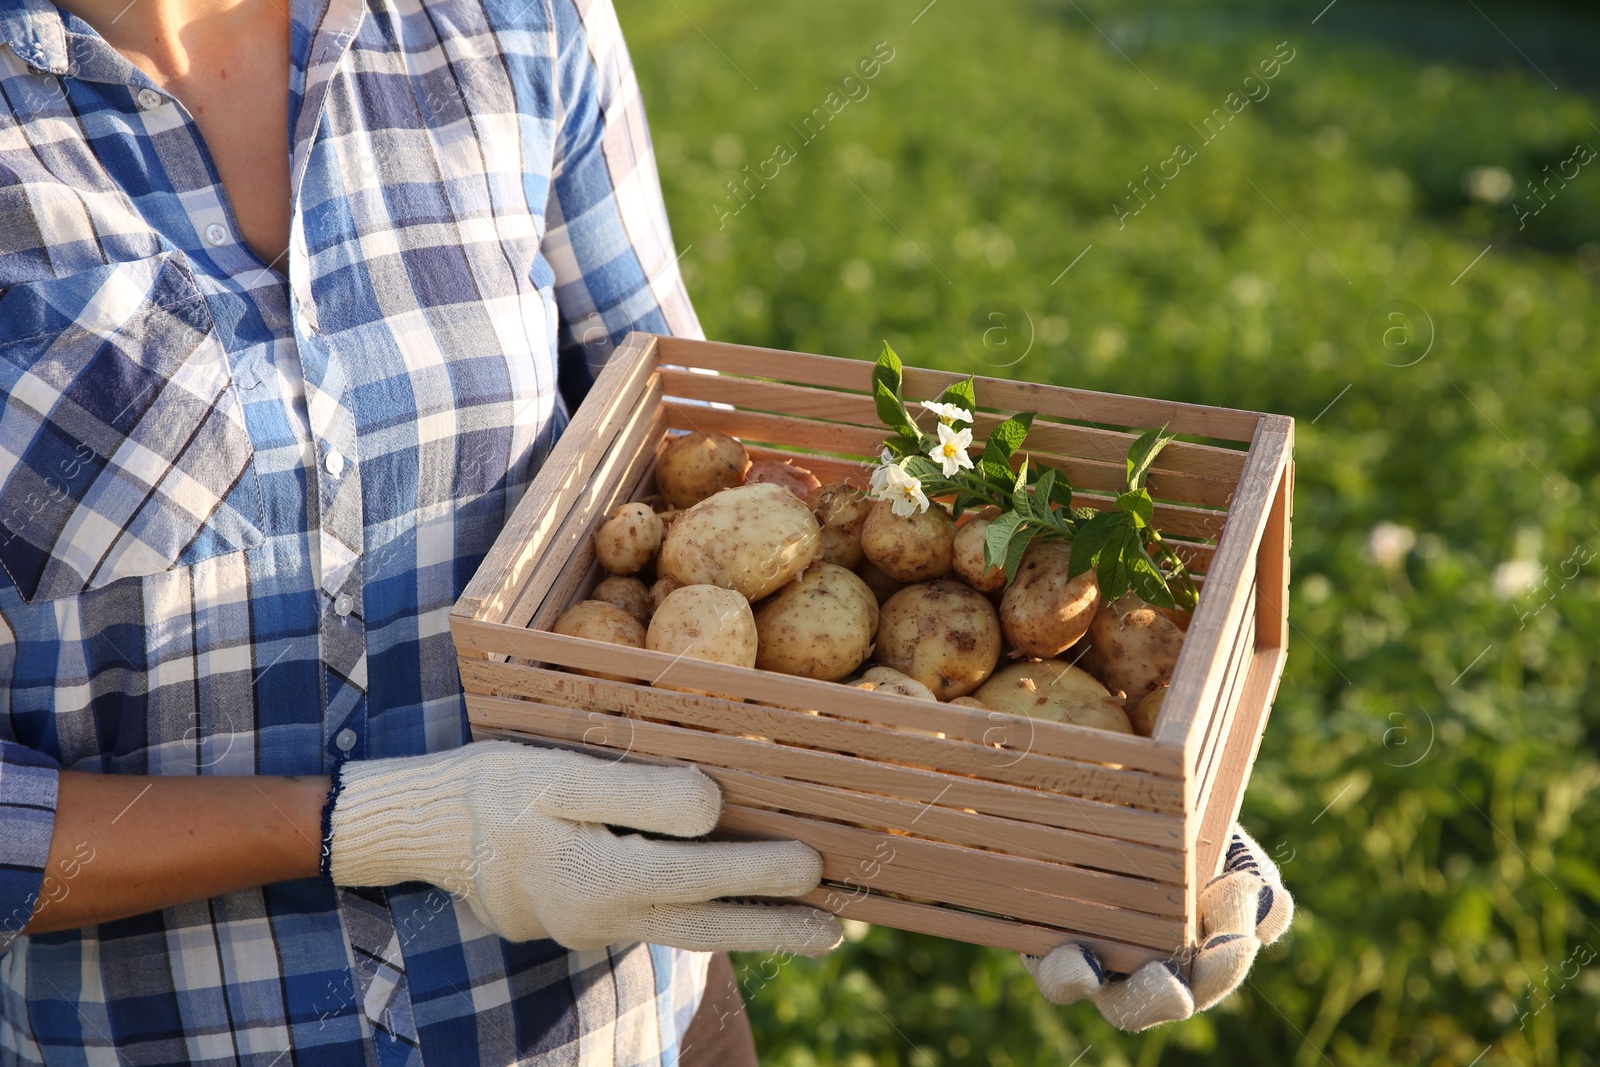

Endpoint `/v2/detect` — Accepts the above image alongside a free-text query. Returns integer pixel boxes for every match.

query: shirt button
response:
[136,88,163,110]
[205,223,229,246]
[324,447,345,477]
[333,593,354,617]
[335,728,358,752]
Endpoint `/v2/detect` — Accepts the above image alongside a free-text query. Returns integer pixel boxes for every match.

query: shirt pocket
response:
[0,251,264,603]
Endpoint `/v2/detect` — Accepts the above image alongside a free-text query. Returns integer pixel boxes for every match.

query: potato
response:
[874,579,1002,700]
[947,696,990,709]
[855,560,905,604]
[952,515,1006,593]
[754,563,878,680]
[552,600,646,682]
[646,584,758,697]
[1129,684,1168,737]
[974,660,1132,733]
[648,575,684,615]
[1086,595,1184,707]
[592,502,663,576]
[658,482,821,601]
[656,432,750,509]
[853,665,937,702]
[807,484,872,570]
[999,541,1100,658]
[860,500,955,583]
[592,575,650,623]
[746,459,822,500]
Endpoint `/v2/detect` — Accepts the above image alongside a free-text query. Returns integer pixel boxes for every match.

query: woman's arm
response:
[23,772,327,935]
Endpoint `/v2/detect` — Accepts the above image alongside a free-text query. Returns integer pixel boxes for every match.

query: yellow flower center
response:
[942,442,958,457]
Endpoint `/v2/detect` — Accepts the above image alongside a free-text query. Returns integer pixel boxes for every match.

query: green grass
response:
[614,1,1600,1062]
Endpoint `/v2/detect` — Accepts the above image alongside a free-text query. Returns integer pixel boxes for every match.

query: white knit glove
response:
[326,741,842,955]
[1023,826,1293,1031]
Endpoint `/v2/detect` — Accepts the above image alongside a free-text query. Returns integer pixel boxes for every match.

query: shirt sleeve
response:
[0,741,60,954]
[544,0,702,412]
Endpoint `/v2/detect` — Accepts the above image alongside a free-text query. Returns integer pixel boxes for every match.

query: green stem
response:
[1144,527,1200,613]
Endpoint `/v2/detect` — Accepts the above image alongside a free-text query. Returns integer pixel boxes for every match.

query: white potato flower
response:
[930,423,975,477]
[920,400,973,425]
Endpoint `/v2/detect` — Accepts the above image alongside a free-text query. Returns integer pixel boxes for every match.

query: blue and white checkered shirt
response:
[0,0,707,1060]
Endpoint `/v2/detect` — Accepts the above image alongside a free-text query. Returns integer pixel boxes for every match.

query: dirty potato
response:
[999,541,1100,658]
[745,459,822,500]
[1086,595,1184,707]
[591,575,651,623]
[1129,684,1168,737]
[552,600,646,682]
[855,560,905,604]
[874,579,1003,700]
[592,502,664,576]
[853,665,937,702]
[648,575,684,615]
[655,431,750,509]
[807,484,872,570]
[645,584,758,698]
[974,660,1132,733]
[952,515,1006,592]
[860,500,955,583]
[658,482,821,600]
[754,563,878,681]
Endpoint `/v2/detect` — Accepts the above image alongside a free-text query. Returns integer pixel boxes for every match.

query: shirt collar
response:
[0,0,68,74]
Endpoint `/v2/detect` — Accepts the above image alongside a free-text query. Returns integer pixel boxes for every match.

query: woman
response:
[0,0,1291,1060]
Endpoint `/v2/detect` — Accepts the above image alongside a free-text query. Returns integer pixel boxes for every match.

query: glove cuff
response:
[327,746,484,891]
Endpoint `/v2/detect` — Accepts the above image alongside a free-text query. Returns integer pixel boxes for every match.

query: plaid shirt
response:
[0,0,707,1061]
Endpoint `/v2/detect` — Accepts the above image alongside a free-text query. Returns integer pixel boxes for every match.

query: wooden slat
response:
[1256,459,1293,650]
[1190,644,1288,899]
[717,807,1186,944]
[507,399,668,633]
[656,336,1264,442]
[708,766,1184,882]
[794,888,1177,973]
[1187,582,1257,816]
[454,333,658,626]
[455,630,1184,780]
[658,369,1249,483]
[458,678,1182,811]
[1153,415,1292,762]
[468,710,1184,848]
[664,404,1238,507]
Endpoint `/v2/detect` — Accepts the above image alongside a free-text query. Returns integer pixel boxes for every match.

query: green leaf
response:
[978,455,1013,486]
[1095,526,1142,602]
[1044,468,1074,512]
[882,433,922,460]
[982,511,1025,571]
[1128,548,1176,609]
[1114,488,1154,529]
[1069,510,1125,578]
[875,380,917,441]
[984,413,1034,461]
[1125,426,1174,492]
[1010,457,1033,518]
[935,376,978,418]
[1003,524,1040,582]
[873,341,903,400]
[1035,468,1063,515]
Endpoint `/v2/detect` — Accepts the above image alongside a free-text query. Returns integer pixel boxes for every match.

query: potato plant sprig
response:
[868,342,1199,612]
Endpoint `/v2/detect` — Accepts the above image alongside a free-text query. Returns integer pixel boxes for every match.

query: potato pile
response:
[551,432,1187,738]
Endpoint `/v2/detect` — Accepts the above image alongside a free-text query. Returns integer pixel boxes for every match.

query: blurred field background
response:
[611,1,1600,1063]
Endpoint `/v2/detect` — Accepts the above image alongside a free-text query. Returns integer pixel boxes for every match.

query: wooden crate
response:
[449,332,1293,973]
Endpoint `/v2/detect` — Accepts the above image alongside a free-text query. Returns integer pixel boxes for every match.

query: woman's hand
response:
[328,741,842,955]
[1023,826,1293,1031]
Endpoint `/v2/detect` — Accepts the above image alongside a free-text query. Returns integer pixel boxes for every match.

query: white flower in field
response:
[920,400,972,425]
[929,423,974,477]
[1491,559,1542,600]
[875,462,929,517]
[1365,521,1416,569]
